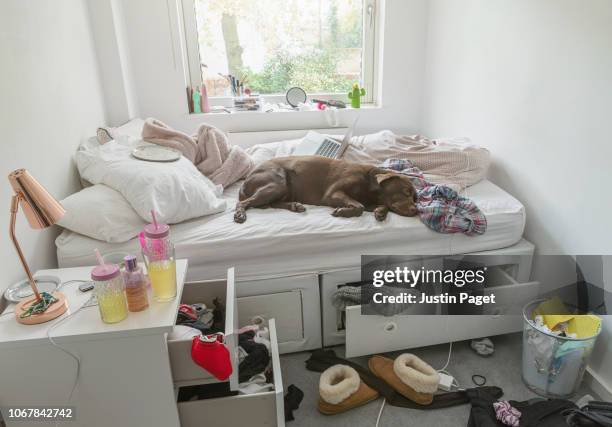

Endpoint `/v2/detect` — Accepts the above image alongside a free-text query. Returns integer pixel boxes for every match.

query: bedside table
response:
[0,260,188,427]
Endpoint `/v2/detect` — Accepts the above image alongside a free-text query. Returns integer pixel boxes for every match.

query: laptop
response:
[293,116,359,159]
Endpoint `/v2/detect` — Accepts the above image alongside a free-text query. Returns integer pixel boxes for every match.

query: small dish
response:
[4,275,61,303]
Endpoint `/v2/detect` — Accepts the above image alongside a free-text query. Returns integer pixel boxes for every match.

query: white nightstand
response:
[0,260,188,427]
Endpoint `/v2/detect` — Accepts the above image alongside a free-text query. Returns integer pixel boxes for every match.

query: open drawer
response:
[344,266,540,357]
[176,319,285,427]
[168,268,239,390]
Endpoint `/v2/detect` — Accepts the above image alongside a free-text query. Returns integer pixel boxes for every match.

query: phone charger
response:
[438,373,455,391]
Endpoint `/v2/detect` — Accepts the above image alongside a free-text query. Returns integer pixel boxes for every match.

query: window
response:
[181,0,377,104]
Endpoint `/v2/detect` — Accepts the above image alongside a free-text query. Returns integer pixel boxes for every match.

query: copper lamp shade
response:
[8,169,65,229]
[8,169,68,324]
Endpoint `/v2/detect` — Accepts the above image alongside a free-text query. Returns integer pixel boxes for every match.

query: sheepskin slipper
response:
[368,354,440,405]
[318,364,379,415]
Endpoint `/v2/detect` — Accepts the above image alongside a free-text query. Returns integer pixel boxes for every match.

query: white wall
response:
[0,0,106,293]
[421,0,612,392]
[89,0,429,134]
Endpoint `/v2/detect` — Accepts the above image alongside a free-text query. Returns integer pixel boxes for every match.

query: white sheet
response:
[56,179,525,281]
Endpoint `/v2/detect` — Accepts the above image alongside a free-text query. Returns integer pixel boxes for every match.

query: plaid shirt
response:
[381,159,487,235]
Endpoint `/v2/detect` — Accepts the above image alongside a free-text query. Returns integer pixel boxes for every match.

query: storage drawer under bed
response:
[344,265,540,357]
[176,318,285,427]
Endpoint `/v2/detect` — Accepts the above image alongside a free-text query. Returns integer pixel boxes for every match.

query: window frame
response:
[180,0,378,107]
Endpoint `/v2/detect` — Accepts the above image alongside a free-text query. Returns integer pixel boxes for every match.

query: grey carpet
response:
[280,332,598,427]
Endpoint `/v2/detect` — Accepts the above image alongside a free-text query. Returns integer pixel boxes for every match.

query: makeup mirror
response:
[286,87,307,108]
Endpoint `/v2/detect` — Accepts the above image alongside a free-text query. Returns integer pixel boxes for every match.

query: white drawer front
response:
[177,319,285,427]
[236,274,321,354]
[346,310,450,357]
[168,268,239,389]
[238,291,303,343]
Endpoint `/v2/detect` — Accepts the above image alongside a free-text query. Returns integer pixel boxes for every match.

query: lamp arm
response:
[9,193,41,301]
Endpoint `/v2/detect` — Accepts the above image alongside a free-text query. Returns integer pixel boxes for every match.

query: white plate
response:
[132,145,182,162]
[4,276,61,303]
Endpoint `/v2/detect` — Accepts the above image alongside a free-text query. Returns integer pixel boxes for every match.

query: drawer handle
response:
[383,322,397,333]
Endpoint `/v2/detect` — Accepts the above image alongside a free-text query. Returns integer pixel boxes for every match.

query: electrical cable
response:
[47,298,97,427]
[375,398,386,427]
[43,280,96,427]
[438,341,453,372]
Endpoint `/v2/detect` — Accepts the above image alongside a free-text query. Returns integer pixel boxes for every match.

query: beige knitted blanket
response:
[142,118,253,188]
[345,131,490,189]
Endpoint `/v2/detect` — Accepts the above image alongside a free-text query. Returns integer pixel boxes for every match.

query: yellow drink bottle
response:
[142,217,177,303]
[91,263,128,324]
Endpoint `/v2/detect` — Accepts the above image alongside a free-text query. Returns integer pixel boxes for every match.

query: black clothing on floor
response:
[284,384,304,422]
[305,349,503,410]
[465,386,579,427]
[565,401,612,427]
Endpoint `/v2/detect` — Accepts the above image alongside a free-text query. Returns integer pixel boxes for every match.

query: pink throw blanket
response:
[142,118,253,188]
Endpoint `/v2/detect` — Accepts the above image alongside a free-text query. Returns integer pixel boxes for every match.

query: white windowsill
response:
[184,104,383,133]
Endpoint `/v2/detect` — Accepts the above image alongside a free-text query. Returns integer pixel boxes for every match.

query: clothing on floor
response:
[466,386,578,427]
[564,401,612,427]
[284,384,304,422]
[471,338,495,357]
[381,158,487,235]
[305,349,503,410]
[493,401,521,426]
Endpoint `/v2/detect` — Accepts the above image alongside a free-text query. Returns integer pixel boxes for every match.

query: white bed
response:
[56,179,525,282]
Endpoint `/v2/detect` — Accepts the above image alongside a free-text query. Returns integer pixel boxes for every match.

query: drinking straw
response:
[94,248,104,266]
[151,210,158,230]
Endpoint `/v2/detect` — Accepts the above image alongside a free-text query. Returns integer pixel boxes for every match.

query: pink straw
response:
[94,248,104,266]
[151,210,158,230]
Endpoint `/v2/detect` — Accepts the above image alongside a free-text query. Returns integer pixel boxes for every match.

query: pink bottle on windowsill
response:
[200,83,210,113]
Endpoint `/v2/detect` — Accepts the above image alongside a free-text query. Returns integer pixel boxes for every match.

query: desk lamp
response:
[8,169,68,324]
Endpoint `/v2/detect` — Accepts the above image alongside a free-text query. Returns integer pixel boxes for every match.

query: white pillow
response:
[75,136,226,224]
[58,185,145,243]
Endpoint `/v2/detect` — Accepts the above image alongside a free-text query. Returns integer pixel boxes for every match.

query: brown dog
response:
[234,156,417,223]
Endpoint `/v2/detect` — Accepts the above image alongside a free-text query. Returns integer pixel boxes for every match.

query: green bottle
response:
[193,88,201,114]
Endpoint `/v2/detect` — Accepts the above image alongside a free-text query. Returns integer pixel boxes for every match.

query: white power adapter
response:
[438,372,455,391]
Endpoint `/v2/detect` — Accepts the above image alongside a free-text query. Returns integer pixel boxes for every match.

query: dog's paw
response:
[332,207,349,217]
[234,209,247,223]
[374,207,388,222]
[291,202,306,213]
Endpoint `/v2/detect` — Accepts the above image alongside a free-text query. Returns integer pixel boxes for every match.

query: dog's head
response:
[372,172,418,217]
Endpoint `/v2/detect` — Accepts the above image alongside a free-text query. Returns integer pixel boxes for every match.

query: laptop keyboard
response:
[315,139,342,158]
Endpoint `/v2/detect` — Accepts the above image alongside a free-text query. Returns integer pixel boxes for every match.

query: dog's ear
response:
[375,173,399,184]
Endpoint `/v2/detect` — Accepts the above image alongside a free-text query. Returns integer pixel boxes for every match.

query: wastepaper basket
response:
[522,299,601,398]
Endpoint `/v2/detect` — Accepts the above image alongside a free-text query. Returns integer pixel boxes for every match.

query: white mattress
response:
[56,179,525,281]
